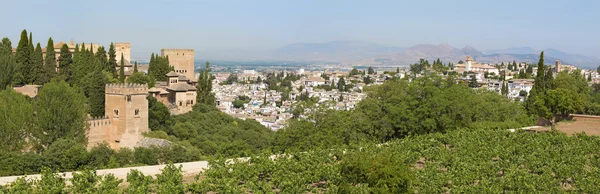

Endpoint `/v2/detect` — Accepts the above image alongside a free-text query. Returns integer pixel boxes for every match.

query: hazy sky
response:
[1,0,598,60]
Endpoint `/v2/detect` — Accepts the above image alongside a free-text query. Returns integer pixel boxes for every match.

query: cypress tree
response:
[24,32,35,84]
[14,29,30,85]
[196,61,215,106]
[86,69,107,117]
[330,79,335,90]
[58,44,73,82]
[133,61,138,73]
[337,77,346,91]
[119,53,125,83]
[148,53,156,78]
[95,46,108,72]
[44,37,56,80]
[0,38,16,89]
[108,43,117,77]
[525,51,545,114]
[32,43,44,84]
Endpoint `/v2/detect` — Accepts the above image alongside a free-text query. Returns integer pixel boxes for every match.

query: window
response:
[135,109,140,116]
[127,95,132,102]
[183,53,185,56]
[114,109,119,117]
[179,101,182,106]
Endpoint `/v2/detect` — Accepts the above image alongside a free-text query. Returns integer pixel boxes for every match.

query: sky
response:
[1,0,598,60]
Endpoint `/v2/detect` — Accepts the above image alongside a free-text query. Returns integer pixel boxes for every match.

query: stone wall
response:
[86,117,116,148]
[161,49,195,80]
[91,83,150,150]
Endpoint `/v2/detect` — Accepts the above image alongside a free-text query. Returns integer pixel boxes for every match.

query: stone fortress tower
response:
[161,49,195,80]
[87,83,149,149]
[115,42,131,63]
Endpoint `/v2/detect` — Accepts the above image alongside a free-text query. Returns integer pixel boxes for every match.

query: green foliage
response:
[148,96,173,131]
[196,61,215,106]
[127,72,154,87]
[70,168,100,193]
[97,174,123,194]
[468,75,478,88]
[32,42,44,84]
[88,143,116,169]
[83,69,108,117]
[0,88,33,152]
[42,37,57,83]
[14,29,30,85]
[108,43,117,77]
[0,37,16,89]
[148,53,173,82]
[119,53,125,83]
[166,106,274,157]
[58,44,73,82]
[155,163,185,194]
[34,167,67,193]
[43,139,90,171]
[35,79,87,148]
[126,169,154,194]
[199,128,600,193]
[367,66,375,74]
[339,151,411,193]
[278,75,533,152]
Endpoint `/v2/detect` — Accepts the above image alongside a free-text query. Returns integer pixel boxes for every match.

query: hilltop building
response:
[161,49,195,82]
[86,83,149,150]
[149,71,197,114]
[454,56,499,75]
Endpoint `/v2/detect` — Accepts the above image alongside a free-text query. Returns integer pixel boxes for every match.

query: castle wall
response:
[86,117,116,149]
[100,83,149,149]
[161,49,195,80]
[115,43,131,63]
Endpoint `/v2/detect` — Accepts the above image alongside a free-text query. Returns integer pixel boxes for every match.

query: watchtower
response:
[115,42,131,63]
[161,49,195,80]
[105,83,149,149]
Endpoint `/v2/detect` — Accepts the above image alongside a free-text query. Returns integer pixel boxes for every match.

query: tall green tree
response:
[0,88,33,151]
[94,46,108,72]
[196,61,215,106]
[32,43,44,84]
[133,61,138,73]
[14,29,30,85]
[597,65,600,74]
[108,43,117,77]
[501,81,508,95]
[337,77,346,91]
[367,66,375,74]
[469,76,478,88]
[526,51,546,114]
[84,69,108,117]
[43,37,56,82]
[58,44,73,82]
[0,38,16,89]
[119,53,125,83]
[34,79,87,148]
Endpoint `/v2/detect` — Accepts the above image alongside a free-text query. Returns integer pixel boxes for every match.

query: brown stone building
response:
[149,71,197,114]
[87,83,149,149]
[161,49,195,81]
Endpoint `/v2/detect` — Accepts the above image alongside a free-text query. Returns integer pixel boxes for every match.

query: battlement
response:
[161,48,194,53]
[105,83,148,94]
[87,116,112,128]
[115,42,130,46]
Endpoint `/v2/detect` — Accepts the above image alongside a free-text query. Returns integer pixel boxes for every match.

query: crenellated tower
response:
[102,83,149,149]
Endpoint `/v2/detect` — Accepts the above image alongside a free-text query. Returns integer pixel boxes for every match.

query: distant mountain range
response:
[198,41,599,69]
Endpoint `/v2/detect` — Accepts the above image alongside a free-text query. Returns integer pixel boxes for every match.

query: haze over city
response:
[1,0,599,61]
